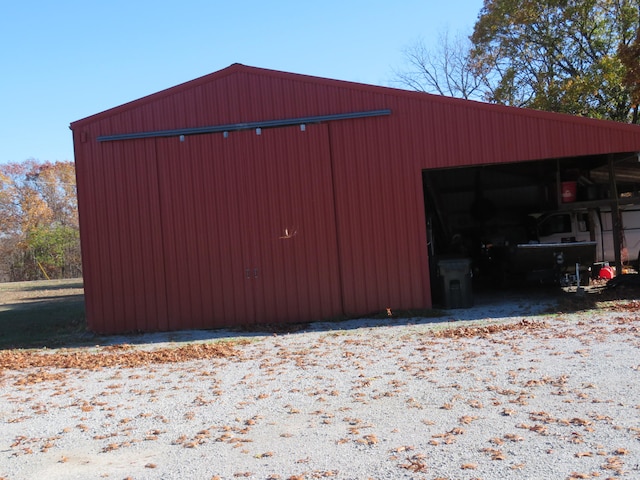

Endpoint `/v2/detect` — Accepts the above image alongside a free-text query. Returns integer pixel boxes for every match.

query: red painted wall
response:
[71,64,640,333]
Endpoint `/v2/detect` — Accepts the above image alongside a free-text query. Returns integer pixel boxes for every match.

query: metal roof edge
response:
[70,63,640,135]
[69,63,247,130]
[237,65,640,133]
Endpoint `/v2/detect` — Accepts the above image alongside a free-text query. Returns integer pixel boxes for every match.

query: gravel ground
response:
[1,291,640,479]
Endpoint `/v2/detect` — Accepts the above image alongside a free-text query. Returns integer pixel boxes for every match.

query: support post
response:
[608,154,623,276]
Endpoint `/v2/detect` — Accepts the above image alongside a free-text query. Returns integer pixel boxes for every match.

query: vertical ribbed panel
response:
[152,123,341,329]
[156,132,257,328]
[74,135,167,334]
[329,115,429,317]
[71,64,640,333]
[246,125,342,323]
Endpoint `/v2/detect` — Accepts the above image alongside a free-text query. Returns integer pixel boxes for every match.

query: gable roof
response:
[71,63,640,170]
[71,63,640,135]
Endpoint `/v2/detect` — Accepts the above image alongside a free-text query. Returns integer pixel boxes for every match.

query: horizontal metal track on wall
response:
[97,109,392,142]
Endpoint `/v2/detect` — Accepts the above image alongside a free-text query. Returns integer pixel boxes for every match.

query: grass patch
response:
[0,279,87,349]
[0,300,86,349]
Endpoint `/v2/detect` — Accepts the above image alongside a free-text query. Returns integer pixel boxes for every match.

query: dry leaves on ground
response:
[0,341,243,371]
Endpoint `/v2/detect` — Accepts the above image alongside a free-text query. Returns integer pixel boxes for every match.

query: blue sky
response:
[0,1,483,165]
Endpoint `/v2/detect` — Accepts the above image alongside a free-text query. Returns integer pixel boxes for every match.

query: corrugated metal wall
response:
[72,64,640,333]
[328,115,429,317]
[74,121,343,333]
[154,124,342,330]
[74,136,168,334]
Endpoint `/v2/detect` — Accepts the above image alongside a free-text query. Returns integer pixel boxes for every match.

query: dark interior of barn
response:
[423,152,640,306]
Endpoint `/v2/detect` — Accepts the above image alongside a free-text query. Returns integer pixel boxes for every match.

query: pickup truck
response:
[535,206,640,269]
[482,206,640,286]
[485,237,596,286]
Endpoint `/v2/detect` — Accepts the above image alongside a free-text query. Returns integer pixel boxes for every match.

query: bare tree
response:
[395,1,640,124]
[394,30,484,100]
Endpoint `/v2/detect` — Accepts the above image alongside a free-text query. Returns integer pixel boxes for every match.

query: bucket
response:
[599,266,615,280]
[561,181,577,203]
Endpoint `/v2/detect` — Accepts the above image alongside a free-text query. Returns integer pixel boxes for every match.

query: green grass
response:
[0,279,87,349]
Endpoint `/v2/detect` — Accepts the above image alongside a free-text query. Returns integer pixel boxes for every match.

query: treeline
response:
[397,0,640,124]
[0,160,81,282]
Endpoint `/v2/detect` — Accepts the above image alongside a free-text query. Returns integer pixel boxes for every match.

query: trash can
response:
[438,257,473,309]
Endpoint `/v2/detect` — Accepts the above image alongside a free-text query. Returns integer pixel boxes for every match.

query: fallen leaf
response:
[575,452,593,458]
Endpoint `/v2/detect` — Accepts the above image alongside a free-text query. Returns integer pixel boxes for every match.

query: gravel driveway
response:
[1,290,640,479]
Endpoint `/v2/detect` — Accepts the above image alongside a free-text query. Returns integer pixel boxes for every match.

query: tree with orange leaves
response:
[619,24,640,123]
[0,160,80,281]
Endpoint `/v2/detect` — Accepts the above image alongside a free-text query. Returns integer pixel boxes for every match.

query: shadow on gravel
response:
[2,278,638,351]
[96,286,562,347]
[553,275,640,314]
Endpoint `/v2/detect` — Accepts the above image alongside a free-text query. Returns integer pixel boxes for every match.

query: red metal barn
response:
[71,64,640,334]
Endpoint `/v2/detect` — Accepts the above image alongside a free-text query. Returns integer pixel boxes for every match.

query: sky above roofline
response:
[0,0,483,164]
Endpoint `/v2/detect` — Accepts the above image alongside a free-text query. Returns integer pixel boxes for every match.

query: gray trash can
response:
[438,257,473,309]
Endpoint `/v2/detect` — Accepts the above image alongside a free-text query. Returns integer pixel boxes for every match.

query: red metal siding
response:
[71,64,640,333]
[154,123,342,329]
[73,136,168,334]
[75,118,343,333]
[328,115,430,317]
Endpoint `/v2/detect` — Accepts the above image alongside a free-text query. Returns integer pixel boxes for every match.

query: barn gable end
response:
[71,64,640,333]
